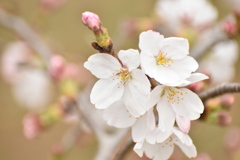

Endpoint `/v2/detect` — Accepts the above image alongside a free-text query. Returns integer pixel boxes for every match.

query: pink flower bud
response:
[188,81,205,93]
[62,63,80,80]
[22,113,43,139]
[50,54,66,81]
[220,94,235,109]
[217,111,232,126]
[223,19,238,37]
[176,115,191,134]
[82,11,101,31]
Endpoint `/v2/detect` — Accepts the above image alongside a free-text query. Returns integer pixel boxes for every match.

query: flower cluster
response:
[84,30,208,159]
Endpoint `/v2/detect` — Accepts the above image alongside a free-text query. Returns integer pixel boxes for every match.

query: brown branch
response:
[111,131,131,160]
[198,83,240,102]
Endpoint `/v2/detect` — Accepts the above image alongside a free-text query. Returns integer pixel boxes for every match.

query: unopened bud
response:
[22,113,43,139]
[220,94,235,110]
[62,63,80,80]
[40,104,64,126]
[205,98,220,110]
[82,11,112,51]
[50,55,66,81]
[59,79,79,97]
[176,115,191,134]
[223,19,238,37]
[188,81,205,93]
[217,111,232,126]
[82,11,101,31]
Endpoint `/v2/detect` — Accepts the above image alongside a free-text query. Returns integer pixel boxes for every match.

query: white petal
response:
[147,85,164,110]
[167,73,209,87]
[123,69,150,117]
[153,143,174,160]
[90,78,124,109]
[172,127,193,146]
[139,30,164,54]
[134,140,174,160]
[146,108,156,130]
[140,51,157,77]
[174,137,197,158]
[131,69,151,95]
[118,49,140,71]
[132,114,149,142]
[153,65,181,84]
[143,142,160,159]
[151,56,199,85]
[160,37,189,59]
[133,140,145,157]
[103,101,136,128]
[13,69,53,110]
[146,129,158,144]
[157,97,176,132]
[171,88,204,120]
[146,128,172,144]
[162,56,199,83]
[84,53,121,79]
[176,115,191,134]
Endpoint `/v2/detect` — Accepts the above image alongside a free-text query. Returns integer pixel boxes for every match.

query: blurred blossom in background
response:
[0,0,240,160]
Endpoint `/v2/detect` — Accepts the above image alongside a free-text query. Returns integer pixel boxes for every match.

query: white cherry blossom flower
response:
[13,68,53,110]
[139,30,198,84]
[134,127,197,160]
[199,40,239,83]
[84,49,151,117]
[1,41,33,84]
[103,102,155,142]
[155,0,218,31]
[147,73,208,132]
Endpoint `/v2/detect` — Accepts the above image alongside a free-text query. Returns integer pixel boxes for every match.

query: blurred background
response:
[0,0,240,160]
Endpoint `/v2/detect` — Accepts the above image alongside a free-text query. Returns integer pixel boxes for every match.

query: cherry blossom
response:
[155,0,218,31]
[134,127,197,160]
[199,40,239,83]
[1,41,33,84]
[82,11,101,31]
[147,73,208,131]
[13,69,53,110]
[84,49,150,117]
[139,30,198,85]
[103,102,155,142]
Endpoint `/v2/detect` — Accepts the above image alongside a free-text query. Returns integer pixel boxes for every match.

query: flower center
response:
[161,87,188,104]
[156,52,174,67]
[116,68,131,86]
[161,136,178,148]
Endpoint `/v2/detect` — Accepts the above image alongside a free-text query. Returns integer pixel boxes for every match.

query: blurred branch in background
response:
[199,82,240,102]
[0,8,52,67]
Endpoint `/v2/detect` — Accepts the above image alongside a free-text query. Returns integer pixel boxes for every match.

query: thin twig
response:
[111,131,131,160]
[198,83,240,102]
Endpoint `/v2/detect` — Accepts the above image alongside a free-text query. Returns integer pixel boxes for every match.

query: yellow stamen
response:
[156,52,172,67]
